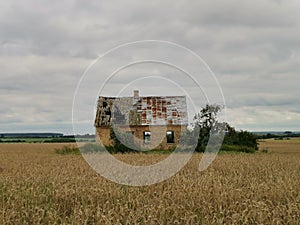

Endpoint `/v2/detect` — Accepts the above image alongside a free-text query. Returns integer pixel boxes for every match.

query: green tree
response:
[193,104,258,153]
[223,123,238,145]
[193,104,224,152]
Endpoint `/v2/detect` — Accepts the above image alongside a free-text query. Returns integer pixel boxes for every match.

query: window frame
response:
[143,131,151,143]
[166,130,175,144]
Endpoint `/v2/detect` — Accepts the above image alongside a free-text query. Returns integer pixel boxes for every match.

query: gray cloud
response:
[1,0,300,133]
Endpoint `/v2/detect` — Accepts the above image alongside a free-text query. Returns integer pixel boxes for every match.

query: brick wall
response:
[96,125,187,150]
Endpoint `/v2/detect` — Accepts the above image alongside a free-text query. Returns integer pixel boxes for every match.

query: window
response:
[166,131,174,143]
[143,131,151,143]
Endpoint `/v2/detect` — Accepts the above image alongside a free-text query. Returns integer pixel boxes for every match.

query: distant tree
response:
[284,131,293,137]
[266,133,274,138]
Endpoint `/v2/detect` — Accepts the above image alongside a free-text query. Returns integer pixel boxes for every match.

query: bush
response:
[80,143,106,153]
[220,144,256,153]
[108,127,139,153]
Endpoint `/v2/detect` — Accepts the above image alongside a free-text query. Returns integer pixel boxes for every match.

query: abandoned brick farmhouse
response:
[94,90,188,150]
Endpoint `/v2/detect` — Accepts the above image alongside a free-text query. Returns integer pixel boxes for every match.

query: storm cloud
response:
[1,0,300,133]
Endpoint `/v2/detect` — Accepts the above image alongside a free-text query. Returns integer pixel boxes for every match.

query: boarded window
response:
[166,131,174,143]
[143,131,151,143]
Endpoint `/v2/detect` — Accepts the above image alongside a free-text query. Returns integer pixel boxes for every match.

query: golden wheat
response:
[0,141,299,224]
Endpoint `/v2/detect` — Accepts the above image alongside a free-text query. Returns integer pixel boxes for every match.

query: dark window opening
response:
[166,131,174,143]
[105,108,111,116]
[143,131,151,143]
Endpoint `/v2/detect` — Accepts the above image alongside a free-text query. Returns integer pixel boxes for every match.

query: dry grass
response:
[0,142,299,224]
[258,137,300,153]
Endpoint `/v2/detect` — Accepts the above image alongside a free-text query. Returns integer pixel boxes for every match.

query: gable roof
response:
[95,92,188,127]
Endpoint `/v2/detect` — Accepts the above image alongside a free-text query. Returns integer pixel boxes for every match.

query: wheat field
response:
[0,140,299,224]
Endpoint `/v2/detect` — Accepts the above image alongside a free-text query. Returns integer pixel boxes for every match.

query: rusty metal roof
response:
[95,95,188,127]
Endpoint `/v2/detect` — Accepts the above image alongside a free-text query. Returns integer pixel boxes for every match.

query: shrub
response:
[80,143,106,153]
[220,144,256,153]
[108,127,139,153]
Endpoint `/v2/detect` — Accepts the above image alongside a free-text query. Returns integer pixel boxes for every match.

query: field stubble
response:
[0,141,299,224]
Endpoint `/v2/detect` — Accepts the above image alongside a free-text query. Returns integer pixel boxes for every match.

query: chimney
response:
[134,90,139,99]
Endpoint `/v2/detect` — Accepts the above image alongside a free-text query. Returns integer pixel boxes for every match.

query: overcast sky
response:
[1,0,300,134]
